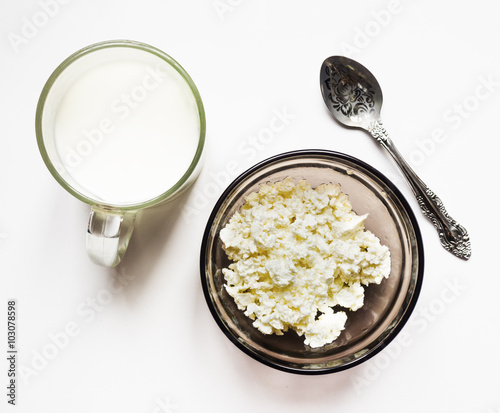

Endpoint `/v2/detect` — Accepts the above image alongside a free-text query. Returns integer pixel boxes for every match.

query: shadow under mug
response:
[36,40,206,267]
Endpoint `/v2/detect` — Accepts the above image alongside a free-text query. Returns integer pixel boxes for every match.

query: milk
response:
[50,47,201,205]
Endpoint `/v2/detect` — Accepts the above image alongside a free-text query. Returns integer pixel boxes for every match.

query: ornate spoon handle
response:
[367,120,471,260]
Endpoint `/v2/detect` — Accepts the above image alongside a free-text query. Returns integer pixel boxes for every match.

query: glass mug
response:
[36,40,206,266]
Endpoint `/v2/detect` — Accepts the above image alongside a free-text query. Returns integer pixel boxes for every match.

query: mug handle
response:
[86,207,136,267]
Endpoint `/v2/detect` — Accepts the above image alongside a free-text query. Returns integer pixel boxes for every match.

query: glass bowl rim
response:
[199,149,424,374]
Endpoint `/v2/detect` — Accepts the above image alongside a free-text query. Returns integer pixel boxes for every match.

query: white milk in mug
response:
[37,41,205,266]
[43,43,204,206]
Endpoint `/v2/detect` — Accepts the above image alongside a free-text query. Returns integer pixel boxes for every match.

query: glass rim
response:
[200,149,424,374]
[35,39,206,210]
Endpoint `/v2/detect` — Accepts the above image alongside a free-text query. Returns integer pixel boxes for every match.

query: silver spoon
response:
[320,55,471,260]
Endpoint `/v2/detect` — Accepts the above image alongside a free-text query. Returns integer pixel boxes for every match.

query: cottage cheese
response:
[220,178,391,348]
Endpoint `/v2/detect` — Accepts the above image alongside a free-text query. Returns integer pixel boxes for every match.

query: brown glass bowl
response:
[200,150,424,374]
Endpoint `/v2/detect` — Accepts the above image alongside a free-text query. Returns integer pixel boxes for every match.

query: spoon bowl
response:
[320,56,382,129]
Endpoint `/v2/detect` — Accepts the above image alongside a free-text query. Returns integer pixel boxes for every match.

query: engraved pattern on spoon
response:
[367,119,471,260]
[323,64,377,122]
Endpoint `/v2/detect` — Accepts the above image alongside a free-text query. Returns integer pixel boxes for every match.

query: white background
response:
[1,1,498,412]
